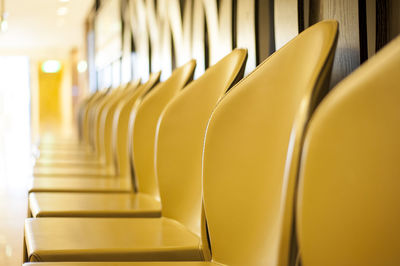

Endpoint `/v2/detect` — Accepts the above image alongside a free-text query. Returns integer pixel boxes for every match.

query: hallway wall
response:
[90,0,400,90]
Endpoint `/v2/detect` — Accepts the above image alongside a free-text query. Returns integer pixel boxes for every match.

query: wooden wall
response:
[88,0,400,89]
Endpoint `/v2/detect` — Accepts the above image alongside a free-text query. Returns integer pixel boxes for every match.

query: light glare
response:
[41,60,61,73]
[57,7,68,16]
[77,60,88,73]
[1,20,8,32]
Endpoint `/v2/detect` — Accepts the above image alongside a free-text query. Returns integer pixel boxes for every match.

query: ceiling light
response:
[77,60,88,73]
[41,60,61,73]
[57,7,68,16]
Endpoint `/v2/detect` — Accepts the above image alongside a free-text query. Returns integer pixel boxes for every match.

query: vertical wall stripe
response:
[256,0,275,64]
[366,0,376,58]
[274,0,299,50]
[358,0,368,63]
[236,0,256,75]
[203,0,233,66]
[376,0,389,51]
[309,0,361,88]
[192,0,206,78]
[129,0,150,81]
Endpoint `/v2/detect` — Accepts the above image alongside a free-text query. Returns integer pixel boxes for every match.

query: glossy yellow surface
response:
[112,73,161,178]
[28,61,196,217]
[81,91,107,145]
[35,157,102,168]
[34,81,139,171]
[33,166,114,177]
[36,145,88,154]
[39,90,106,158]
[24,49,247,262]
[25,218,203,262]
[29,74,160,192]
[37,148,97,160]
[36,83,135,164]
[297,34,400,266]
[96,81,141,169]
[90,86,129,152]
[81,91,106,145]
[132,60,196,198]
[29,177,132,193]
[200,20,338,266]
[36,81,135,160]
[29,192,161,218]
[24,262,217,266]
[156,49,247,236]
[91,80,142,171]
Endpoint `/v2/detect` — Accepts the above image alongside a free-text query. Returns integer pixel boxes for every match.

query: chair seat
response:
[38,143,92,152]
[35,158,103,168]
[38,149,93,157]
[25,217,203,262]
[39,136,79,144]
[29,177,132,193]
[38,152,98,161]
[33,165,113,177]
[29,192,161,217]
[24,262,216,266]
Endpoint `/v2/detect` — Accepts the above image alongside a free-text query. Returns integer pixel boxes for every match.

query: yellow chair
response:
[36,92,91,150]
[33,83,140,177]
[35,88,117,160]
[29,73,160,193]
[37,88,113,158]
[32,74,158,175]
[23,19,338,266]
[37,82,136,157]
[35,83,139,167]
[36,90,101,148]
[36,88,115,162]
[36,89,112,151]
[28,60,196,218]
[24,48,248,262]
[297,35,400,266]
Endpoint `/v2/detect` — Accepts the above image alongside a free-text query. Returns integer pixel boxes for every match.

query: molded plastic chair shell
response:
[297,34,400,266]
[202,20,338,266]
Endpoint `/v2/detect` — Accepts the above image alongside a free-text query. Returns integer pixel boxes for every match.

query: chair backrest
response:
[86,89,112,148]
[94,80,140,165]
[131,60,196,197]
[90,85,127,155]
[201,20,338,266]
[297,35,400,266]
[77,93,97,142]
[81,90,104,145]
[112,72,161,177]
[155,49,247,236]
[97,81,141,171]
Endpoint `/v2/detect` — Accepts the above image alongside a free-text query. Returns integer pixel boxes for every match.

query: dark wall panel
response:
[256,0,275,64]
[388,0,400,41]
[376,0,400,52]
[366,0,376,58]
[309,0,361,88]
